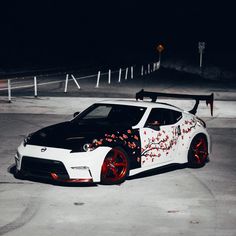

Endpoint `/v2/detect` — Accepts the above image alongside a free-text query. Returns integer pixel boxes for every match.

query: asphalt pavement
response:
[0,69,236,236]
[0,114,235,236]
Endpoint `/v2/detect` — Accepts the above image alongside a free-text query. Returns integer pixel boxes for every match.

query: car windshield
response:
[73,104,146,127]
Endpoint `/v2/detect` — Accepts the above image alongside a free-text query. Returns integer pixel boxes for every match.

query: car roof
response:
[96,99,183,112]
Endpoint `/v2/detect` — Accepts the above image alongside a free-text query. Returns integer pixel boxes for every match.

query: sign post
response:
[198,42,205,68]
[156,44,164,65]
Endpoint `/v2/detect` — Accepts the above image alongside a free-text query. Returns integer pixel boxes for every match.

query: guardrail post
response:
[125,67,128,80]
[108,69,111,84]
[34,76,38,97]
[118,68,122,83]
[131,66,133,79]
[95,71,101,88]
[8,79,11,103]
[64,74,69,93]
[141,65,144,76]
[71,74,81,89]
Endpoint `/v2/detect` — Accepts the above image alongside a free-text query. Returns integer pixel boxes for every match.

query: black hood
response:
[27,121,130,150]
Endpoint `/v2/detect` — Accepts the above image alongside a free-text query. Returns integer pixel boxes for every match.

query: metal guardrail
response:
[0,61,160,102]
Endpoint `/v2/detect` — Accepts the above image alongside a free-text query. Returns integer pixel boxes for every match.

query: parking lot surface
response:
[1,71,236,235]
[0,113,236,236]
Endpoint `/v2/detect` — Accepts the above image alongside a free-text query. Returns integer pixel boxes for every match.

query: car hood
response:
[27,121,129,150]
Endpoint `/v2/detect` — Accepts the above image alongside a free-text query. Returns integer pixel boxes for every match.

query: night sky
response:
[0,1,235,70]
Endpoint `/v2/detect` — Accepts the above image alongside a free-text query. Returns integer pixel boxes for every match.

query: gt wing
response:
[136,89,214,116]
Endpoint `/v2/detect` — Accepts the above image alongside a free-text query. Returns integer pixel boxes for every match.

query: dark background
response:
[0,0,235,72]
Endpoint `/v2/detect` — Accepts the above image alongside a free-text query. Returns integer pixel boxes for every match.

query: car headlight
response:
[23,133,33,146]
[70,140,99,153]
[70,144,96,153]
[82,143,95,152]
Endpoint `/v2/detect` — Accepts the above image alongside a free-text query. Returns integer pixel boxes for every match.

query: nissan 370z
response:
[14,90,213,184]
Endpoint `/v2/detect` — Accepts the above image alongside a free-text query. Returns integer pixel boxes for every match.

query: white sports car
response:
[15,90,214,184]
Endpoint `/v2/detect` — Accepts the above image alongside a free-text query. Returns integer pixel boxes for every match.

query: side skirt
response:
[129,160,187,176]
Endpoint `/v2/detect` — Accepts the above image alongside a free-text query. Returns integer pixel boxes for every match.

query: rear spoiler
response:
[136,89,214,116]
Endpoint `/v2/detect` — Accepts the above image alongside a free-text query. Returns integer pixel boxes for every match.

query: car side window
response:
[146,108,182,126]
[172,110,182,123]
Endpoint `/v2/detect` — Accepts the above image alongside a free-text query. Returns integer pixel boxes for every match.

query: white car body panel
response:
[16,142,111,182]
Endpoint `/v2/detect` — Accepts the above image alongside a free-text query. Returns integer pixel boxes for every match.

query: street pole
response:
[156,44,164,66]
[198,42,205,69]
[199,52,203,68]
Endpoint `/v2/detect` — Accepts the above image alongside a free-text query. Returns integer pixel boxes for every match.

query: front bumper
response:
[15,142,111,183]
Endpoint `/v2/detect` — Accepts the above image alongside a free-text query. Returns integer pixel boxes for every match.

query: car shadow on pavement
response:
[127,163,188,181]
[8,162,202,186]
[8,164,98,187]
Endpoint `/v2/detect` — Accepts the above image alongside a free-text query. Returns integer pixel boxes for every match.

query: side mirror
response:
[73,112,80,118]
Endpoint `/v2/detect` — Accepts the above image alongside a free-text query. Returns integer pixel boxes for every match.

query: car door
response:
[139,108,182,168]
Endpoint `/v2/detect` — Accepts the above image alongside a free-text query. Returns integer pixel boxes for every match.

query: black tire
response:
[101,147,130,185]
[188,134,208,168]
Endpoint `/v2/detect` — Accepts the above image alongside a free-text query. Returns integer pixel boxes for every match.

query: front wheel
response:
[14,168,25,179]
[101,147,129,185]
[188,135,208,168]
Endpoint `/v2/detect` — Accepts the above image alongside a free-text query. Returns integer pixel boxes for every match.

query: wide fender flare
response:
[184,130,211,155]
[87,146,112,182]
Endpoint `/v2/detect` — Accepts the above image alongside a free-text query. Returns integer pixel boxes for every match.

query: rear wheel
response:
[101,147,129,185]
[188,134,208,168]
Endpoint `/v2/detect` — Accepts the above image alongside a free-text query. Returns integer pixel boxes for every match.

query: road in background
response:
[1,68,236,100]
